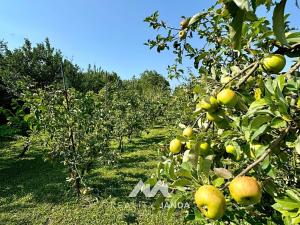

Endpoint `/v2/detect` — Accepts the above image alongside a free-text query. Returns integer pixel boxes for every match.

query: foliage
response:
[23,86,115,195]
[145,0,300,224]
[0,128,188,225]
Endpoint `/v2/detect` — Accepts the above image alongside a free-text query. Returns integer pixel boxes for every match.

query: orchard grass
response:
[0,127,192,225]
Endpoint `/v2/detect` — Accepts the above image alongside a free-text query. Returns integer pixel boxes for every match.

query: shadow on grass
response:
[122,134,166,153]
[0,153,69,207]
[115,155,154,169]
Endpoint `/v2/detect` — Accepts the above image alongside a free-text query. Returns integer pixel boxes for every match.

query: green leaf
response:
[171,178,193,187]
[277,75,286,91]
[23,114,32,122]
[265,78,275,94]
[275,198,300,210]
[248,98,272,111]
[271,117,287,129]
[229,8,246,51]
[153,194,165,210]
[254,144,268,158]
[194,208,204,221]
[250,115,272,131]
[197,155,213,174]
[295,135,300,155]
[145,177,157,186]
[233,0,251,11]
[212,177,225,187]
[164,162,177,180]
[176,168,192,179]
[250,124,269,141]
[177,162,193,178]
[213,168,233,179]
[261,155,270,170]
[272,0,288,46]
[286,32,300,44]
[286,190,300,202]
[188,12,205,26]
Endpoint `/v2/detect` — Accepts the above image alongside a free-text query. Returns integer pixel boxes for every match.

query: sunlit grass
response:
[0,127,194,225]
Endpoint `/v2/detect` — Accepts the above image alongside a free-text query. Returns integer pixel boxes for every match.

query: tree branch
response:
[219,62,257,92]
[236,62,259,89]
[192,113,204,128]
[284,58,300,78]
[222,126,291,189]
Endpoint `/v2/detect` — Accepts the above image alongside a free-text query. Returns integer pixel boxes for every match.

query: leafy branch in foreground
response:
[146,0,300,224]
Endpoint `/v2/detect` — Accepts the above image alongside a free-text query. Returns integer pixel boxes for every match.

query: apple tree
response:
[22,74,116,196]
[145,0,300,224]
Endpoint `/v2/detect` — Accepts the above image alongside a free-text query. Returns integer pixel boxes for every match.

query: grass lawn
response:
[0,127,193,225]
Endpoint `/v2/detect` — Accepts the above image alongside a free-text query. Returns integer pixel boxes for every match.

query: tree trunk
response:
[18,141,30,158]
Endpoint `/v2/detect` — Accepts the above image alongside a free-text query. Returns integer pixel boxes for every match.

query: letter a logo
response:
[129,180,170,197]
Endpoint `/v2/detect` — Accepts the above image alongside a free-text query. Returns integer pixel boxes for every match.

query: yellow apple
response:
[183,127,193,138]
[199,142,210,156]
[195,185,226,219]
[229,176,262,205]
[179,30,187,40]
[262,54,286,74]
[169,139,182,154]
[199,96,219,112]
[186,141,192,149]
[217,89,238,107]
[226,145,235,154]
[180,18,190,29]
[206,111,223,122]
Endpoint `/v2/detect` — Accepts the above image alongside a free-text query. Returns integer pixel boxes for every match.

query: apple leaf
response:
[286,32,300,44]
[212,177,225,187]
[171,178,193,187]
[250,115,272,131]
[254,144,268,158]
[250,124,269,142]
[178,123,186,129]
[197,155,213,174]
[233,0,251,11]
[295,135,300,155]
[272,0,289,46]
[286,190,300,202]
[188,12,205,26]
[271,117,287,129]
[248,98,272,111]
[145,177,157,186]
[214,168,233,179]
[229,8,245,51]
[274,198,300,210]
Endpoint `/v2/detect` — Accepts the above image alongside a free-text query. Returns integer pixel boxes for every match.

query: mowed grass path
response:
[0,128,191,225]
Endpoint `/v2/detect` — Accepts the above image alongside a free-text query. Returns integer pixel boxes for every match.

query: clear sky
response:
[0,0,299,81]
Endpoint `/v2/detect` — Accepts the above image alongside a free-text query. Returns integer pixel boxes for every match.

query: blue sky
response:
[0,0,299,81]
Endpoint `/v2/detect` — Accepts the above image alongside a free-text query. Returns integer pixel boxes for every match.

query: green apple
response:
[169,139,182,154]
[226,145,235,154]
[262,54,286,74]
[217,89,238,107]
[186,140,192,149]
[195,185,226,219]
[199,96,218,112]
[179,30,187,40]
[206,110,224,122]
[182,127,193,138]
[180,18,190,29]
[198,142,210,156]
[229,176,262,205]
